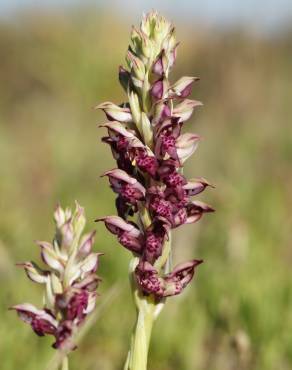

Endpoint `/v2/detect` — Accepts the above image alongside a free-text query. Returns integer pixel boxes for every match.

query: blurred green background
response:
[0,2,292,370]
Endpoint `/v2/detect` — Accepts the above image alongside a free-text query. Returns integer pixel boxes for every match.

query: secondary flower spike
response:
[96,11,214,370]
[11,202,102,352]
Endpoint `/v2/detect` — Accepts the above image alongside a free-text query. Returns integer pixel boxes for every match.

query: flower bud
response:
[168,43,179,69]
[119,66,131,92]
[126,50,145,81]
[72,201,86,237]
[128,91,141,126]
[54,204,66,228]
[37,241,64,273]
[130,27,143,55]
[140,31,154,59]
[17,262,48,284]
[152,50,168,76]
[50,273,63,295]
[96,102,132,122]
[60,219,74,249]
[140,112,153,147]
[78,231,96,258]
[161,28,177,54]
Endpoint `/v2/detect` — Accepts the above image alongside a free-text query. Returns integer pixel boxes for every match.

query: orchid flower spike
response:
[96,10,214,370]
[11,202,102,356]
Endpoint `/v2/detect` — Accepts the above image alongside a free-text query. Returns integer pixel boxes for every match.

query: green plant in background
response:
[11,202,102,370]
[97,11,214,370]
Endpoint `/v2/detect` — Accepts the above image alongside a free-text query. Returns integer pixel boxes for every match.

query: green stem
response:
[127,301,155,370]
[61,356,69,370]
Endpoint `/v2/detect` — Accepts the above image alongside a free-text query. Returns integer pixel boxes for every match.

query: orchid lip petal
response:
[36,241,64,273]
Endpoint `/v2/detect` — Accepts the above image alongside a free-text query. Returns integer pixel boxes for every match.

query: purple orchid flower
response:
[97,12,214,303]
[96,11,215,370]
[102,168,146,203]
[96,216,144,254]
[135,259,203,298]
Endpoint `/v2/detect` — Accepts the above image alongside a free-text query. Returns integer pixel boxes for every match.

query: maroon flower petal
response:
[163,259,203,297]
[11,304,58,337]
[144,220,170,263]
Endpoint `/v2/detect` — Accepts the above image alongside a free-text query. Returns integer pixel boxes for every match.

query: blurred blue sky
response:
[1,0,292,32]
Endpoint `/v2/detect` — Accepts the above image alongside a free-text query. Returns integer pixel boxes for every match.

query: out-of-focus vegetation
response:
[1,7,292,370]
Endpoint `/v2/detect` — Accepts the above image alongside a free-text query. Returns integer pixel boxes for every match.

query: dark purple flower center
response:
[53,321,74,350]
[122,184,144,202]
[163,172,186,187]
[146,234,161,253]
[32,317,56,337]
[173,208,188,227]
[67,291,88,321]
[150,198,172,219]
[118,232,143,254]
[161,135,176,151]
[135,265,164,296]
[116,136,129,151]
[136,153,158,177]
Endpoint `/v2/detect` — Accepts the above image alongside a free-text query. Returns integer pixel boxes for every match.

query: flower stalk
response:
[61,356,69,370]
[97,11,214,370]
[128,302,155,370]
